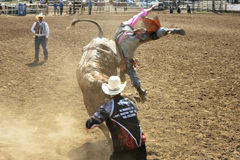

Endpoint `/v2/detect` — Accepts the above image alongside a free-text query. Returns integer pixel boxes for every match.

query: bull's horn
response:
[67,19,103,38]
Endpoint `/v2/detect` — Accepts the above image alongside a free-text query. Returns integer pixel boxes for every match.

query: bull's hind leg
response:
[80,73,113,145]
[83,88,112,145]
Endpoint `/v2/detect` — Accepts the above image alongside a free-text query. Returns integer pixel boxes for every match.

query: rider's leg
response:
[127,27,185,45]
[125,58,147,103]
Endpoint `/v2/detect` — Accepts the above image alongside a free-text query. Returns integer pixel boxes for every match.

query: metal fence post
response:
[220,0,222,12]
[212,0,215,12]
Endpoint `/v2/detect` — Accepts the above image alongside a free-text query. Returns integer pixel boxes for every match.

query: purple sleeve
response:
[85,99,114,129]
[123,8,149,28]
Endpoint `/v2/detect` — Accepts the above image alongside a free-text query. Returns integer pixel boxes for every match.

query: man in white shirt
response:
[68,2,72,14]
[31,13,50,61]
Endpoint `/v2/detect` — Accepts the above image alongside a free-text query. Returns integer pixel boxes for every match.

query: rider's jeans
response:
[125,58,140,87]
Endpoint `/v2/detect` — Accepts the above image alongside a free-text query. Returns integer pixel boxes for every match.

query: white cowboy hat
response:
[36,13,45,20]
[102,76,127,96]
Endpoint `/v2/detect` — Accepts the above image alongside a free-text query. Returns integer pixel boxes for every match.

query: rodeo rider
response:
[114,4,185,102]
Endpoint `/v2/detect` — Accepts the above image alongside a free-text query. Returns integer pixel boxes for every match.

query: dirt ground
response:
[0,11,240,160]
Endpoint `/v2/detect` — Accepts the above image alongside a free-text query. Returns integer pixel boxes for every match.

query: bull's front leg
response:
[120,70,126,83]
[98,123,112,148]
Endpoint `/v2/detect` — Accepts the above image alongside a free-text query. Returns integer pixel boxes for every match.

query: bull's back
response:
[76,37,120,115]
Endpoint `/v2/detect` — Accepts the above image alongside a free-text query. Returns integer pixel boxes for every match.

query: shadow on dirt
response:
[25,60,47,67]
[67,140,112,160]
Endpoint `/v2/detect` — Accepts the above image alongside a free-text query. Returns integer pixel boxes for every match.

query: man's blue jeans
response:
[35,36,48,60]
[54,8,59,15]
[60,7,63,15]
[125,58,141,87]
[89,6,92,14]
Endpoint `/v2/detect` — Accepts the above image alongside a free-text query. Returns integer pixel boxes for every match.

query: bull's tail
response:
[67,19,103,38]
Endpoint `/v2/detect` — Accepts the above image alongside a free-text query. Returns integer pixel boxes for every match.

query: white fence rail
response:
[0,3,47,15]
[0,1,239,16]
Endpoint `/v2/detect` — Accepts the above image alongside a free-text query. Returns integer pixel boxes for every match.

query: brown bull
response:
[68,19,137,145]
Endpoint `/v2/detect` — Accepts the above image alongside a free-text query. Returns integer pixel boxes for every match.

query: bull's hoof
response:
[133,96,141,103]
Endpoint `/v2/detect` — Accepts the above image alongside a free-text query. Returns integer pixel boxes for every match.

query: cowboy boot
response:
[134,85,147,103]
[156,27,185,38]
[168,28,185,35]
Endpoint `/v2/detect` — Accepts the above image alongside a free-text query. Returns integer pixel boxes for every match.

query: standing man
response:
[53,2,59,15]
[177,6,181,13]
[29,0,33,8]
[68,1,73,14]
[59,1,65,15]
[31,13,50,61]
[88,0,93,15]
[39,0,44,8]
[85,76,147,160]
[187,4,191,13]
[169,6,173,13]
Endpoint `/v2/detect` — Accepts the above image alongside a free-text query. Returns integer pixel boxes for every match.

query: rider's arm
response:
[123,4,159,28]
[145,4,159,13]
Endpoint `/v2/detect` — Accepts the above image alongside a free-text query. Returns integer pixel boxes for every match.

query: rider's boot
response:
[168,28,185,35]
[134,85,147,103]
[156,27,185,38]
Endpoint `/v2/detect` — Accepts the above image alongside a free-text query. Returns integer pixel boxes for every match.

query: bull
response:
[68,17,185,145]
[68,19,138,145]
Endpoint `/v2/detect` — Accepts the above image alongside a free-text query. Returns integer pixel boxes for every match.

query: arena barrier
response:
[0,0,234,16]
[0,3,47,16]
[164,0,227,12]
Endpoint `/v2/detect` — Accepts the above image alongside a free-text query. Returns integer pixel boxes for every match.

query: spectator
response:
[53,2,59,15]
[31,13,50,61]
[59,1,65,15]
[177,6,181,13]
[85,76,148,160]
[39,0,44,8]
[187,4,191,13]
[169,6,173,13]
[88,0,93,15]
[29,0,33,8]
[68,2,73,14]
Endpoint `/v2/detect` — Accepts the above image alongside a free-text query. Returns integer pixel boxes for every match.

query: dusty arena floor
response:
[0,11,240,160]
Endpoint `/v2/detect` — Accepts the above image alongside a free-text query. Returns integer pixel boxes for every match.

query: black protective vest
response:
[106,96,142,152]
[37,21,46,35]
